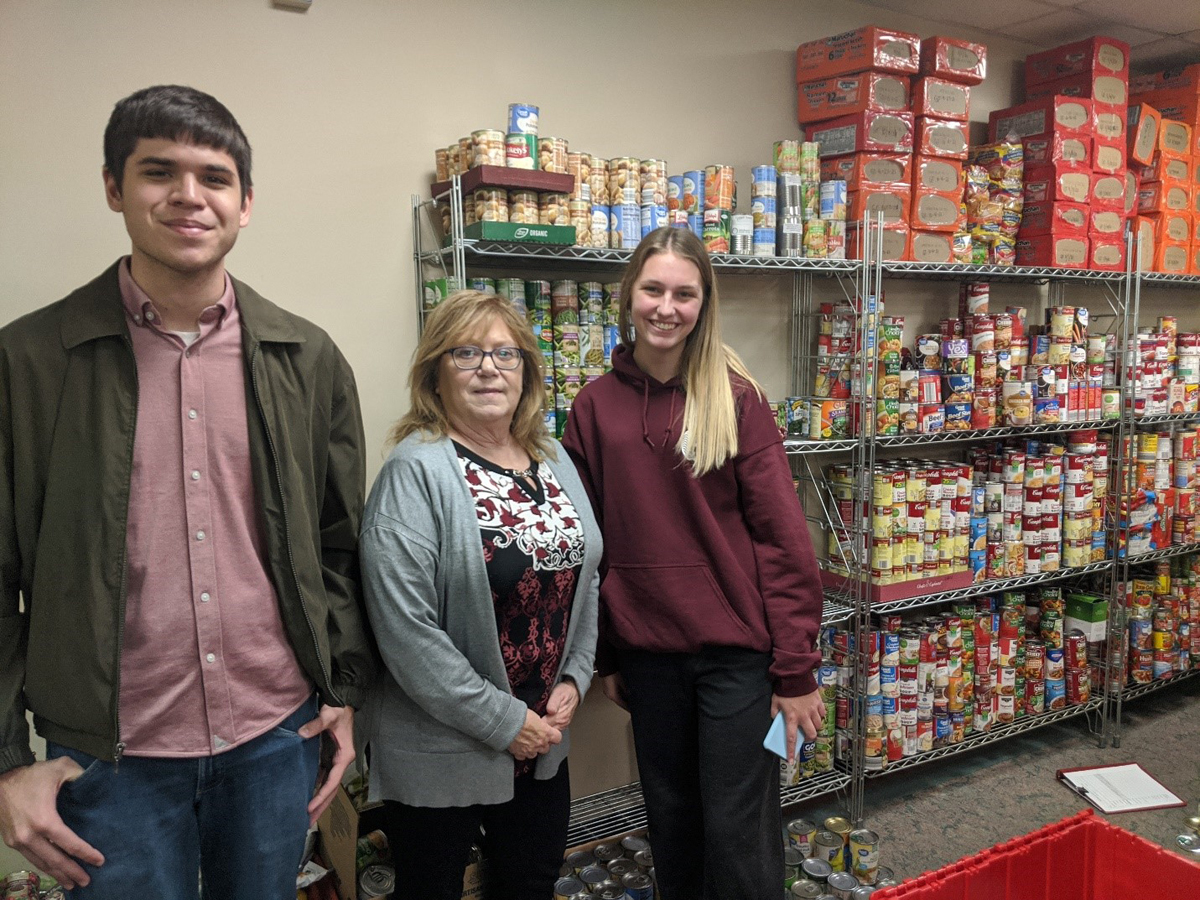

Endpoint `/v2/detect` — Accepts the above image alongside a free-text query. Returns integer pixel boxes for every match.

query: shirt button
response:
[191,470,201,481]
[188,409,198,420]
[206,653,215,663]
[196,530,206,541]
[200,592,210,603]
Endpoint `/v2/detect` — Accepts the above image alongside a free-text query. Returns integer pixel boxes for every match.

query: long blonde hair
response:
[388,290,555,460]
[617,227,762,476]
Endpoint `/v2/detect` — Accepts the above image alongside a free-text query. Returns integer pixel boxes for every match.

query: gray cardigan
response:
[360,432,601,808]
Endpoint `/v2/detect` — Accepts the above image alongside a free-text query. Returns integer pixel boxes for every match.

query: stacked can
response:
[1128,317,1200,418]
[578,282,607,381]
[608,157,641,250]
[539,136,569,174]
[505,103,539,169]
[781,660,837,786]
[1125,555,1200,684]
[557,836,657,900]
[602,282,622,370]
[701,164,735,253]
[681,169,705,238]
[550,282,580,438]
[777,174,805,257]
[1119,424,1200,556]
[639,159,668,240]
[820,179,848,260]
[470,129,506,168]
[751,165,777,256]
[588,157,610,248]
[565,153,592,246]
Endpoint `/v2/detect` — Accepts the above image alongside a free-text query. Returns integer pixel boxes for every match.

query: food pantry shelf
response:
[864,697,1103,779]
[1125,540,1200,565]
[1122,668,1199,703]
[823,559,1114,616]
[822,596,856,625]
[1134,411,1200,426]
[880,261,1128,284]
[784,419,1117,455]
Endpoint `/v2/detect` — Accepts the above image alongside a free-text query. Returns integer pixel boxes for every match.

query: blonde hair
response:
[388,290,555,460]
[617,227,762,477]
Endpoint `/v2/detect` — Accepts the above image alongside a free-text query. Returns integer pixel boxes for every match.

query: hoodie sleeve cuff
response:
[773,670,818,698]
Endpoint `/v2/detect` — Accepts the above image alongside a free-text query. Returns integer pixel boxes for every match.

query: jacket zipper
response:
[113,335,138,771]
[249,343,342,707]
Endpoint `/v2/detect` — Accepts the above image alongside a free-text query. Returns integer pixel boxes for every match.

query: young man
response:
[0,85,377,898]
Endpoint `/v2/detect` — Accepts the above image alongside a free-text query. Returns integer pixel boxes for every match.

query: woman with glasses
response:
[359,290,601,899]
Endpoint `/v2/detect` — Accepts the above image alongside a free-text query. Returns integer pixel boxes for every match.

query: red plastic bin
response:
[872,809,1200,899]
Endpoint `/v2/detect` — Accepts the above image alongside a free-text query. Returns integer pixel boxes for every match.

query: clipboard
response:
[1056,762,1186,814]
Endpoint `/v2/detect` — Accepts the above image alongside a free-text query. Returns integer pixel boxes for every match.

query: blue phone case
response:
[763,710,788,759]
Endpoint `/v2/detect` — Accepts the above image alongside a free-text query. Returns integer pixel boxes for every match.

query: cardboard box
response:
[1157,240,1190,273]
[912,156,963,194]
[989,96,1093,141]
[1128,103,1162,165]
[796,26,921,81]
[912,76,971,121]
[1065,592,1109,641]
[1089,209,1126,238]
[911,188,965,232]
[1024,132,1090,167]
[920,36,987,85]
[1134,216,1157,271]
[1089,234,1126,271]
[1024,36,1129,87]
[1092,137,1126,174]
[1138,152,1191,184]
[1192,241,1200,276]
[1125,170,1139,216]
[820,151,912,188]
[1159,119,1194,156]
[1137,181,1191,215]
[1026,72,1128,107]
[847,222,909,260]
[457,221,577,244]
[915,116,968,159]
[1130,62,1200,95]
[1092,105,1125,143]
[796,71,910,123]
[1130,88,1200,126]
[1146,211,1192,245]
[909,229,958,262]
[1016,234,1088,268]
[1020,200,1088,237]
[847,184,911,223]
[1024,162,1091,204]
[1090,171,1127,212]
[807,110,914,157]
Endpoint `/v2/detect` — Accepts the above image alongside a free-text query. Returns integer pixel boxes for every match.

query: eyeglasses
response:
[446,346,524,370]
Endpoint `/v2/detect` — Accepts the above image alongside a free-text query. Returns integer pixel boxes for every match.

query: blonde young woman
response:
[360,291,601,900]
[563,226,825,900]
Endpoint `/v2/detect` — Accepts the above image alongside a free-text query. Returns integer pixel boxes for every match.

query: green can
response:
[496,278,527,312]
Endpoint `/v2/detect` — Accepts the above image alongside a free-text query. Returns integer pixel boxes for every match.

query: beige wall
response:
[3,0,1197,874]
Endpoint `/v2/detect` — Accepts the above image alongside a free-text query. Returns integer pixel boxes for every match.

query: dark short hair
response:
[103,85,252,200]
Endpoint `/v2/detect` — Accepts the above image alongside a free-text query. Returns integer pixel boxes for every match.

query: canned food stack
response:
[1117,425,1200,557]
[698,163,735,253]
[961,138,1023,265]
[608,157,642,250]
[1129,63,1199,274]
[840,589,1099,769]
[557,834,656,900]
[750,164,777,256]
[1128,317,1200,418]
[1123,555,1200,685]
[781,660,837,787]
[783,815,895,894]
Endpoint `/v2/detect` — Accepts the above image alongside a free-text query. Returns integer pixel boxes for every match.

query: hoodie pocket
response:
[604,563,755,652]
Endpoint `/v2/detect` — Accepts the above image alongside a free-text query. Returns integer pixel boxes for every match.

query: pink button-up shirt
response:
[117,259,312,757]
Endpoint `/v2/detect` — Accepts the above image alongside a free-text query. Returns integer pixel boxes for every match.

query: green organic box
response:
[457,221,577,244]
[1065,592,1108,623]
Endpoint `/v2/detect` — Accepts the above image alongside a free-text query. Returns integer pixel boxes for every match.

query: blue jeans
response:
[47,696,320,900]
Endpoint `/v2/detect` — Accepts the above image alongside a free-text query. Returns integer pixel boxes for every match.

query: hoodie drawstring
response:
[642,379,681,452]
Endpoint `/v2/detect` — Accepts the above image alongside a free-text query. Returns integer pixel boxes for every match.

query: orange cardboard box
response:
[808,110,914,157]
[1155,240,1190,273]
[1026,72,1129,108]
[1158,119,1194,156]
[1131,88,1200,126]
[1145,211,1192,245]
[1134,216,1157,271]
[912,77,971,121]
[1024,132,1090,167]
[1138,181,1192,215]
[919,36,987,85]
[1090,234,1126,271]
[1128,103,1162,165]
[1092,136,1126,174]
[912,156,963,194]
[796,71,910,123]
[796,26,921,82]
[1138,152,1191,185]
[1192,241,1200,276]
[1016,234,1088,268]
[820,152,912,189]
[847,221,910,261]
[915,117,968,159]
[1020,201,1088,237]
[1125,170,1139,216]
[989,97,1093,142]
[1025,36,1129,87]
[1024,162,1092,204]
[911,187,965,232]
[847,184,912,224]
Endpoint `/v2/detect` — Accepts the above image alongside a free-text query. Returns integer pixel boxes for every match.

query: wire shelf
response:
[1121,669,1199,703]
[781,770,852,807]
[1124,541,1200,565]
[1140,271,1200,286]
[785,419,1118,455]
[881,261,1127,284]
[1133,412,1200,426]
[864,698,1103,778]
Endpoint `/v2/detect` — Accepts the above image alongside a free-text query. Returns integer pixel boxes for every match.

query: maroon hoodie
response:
[562,344,822,696]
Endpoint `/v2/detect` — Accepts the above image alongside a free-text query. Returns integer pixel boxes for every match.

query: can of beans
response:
[471,129,505,167]
[538,137,569,174]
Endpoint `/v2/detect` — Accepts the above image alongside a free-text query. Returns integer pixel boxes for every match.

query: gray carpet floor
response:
[785,674,1200,883]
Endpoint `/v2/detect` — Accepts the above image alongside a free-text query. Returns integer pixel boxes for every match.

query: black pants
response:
[621,647,782,900]
[379,762,570,900]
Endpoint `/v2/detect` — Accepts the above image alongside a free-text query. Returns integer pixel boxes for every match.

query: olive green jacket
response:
[0,262,378,773]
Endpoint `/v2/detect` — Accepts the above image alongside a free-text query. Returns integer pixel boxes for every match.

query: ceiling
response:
[854,0,1200,73]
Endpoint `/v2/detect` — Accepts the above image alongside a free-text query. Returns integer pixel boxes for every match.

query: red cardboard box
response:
[1017,234,1088,268]
[1092,104,1126,143]
[1130,62,1200,95]
[919,36,987,85]
[847,222,909,260]
[1026,72,1129,107]
[912,76,971,121]
[796,71,910,123]
[1092,137,1126,175]
[808,110,914,157]
[796,26,921,82]
[1091,171,1127,212]
[821,152,912,188]
[1130,88,1200,127]
[1020,200,1088,237]
[1025,36,1129,87]
[1138,152,1191,185]
[1024,162,1092,204]
[1138,181,1192,214]
[1024,132,1091,167]
[847,184,912,223]
[1125,170,1139,216]
[915,116,968,159]
[1127,103,1162,165]
[911,188,965,232]
[1089,209,1126,239]
[910,229,961,262]
[1090,234,1126,271]
[989,97,1093,141]
[912,156,963,194]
